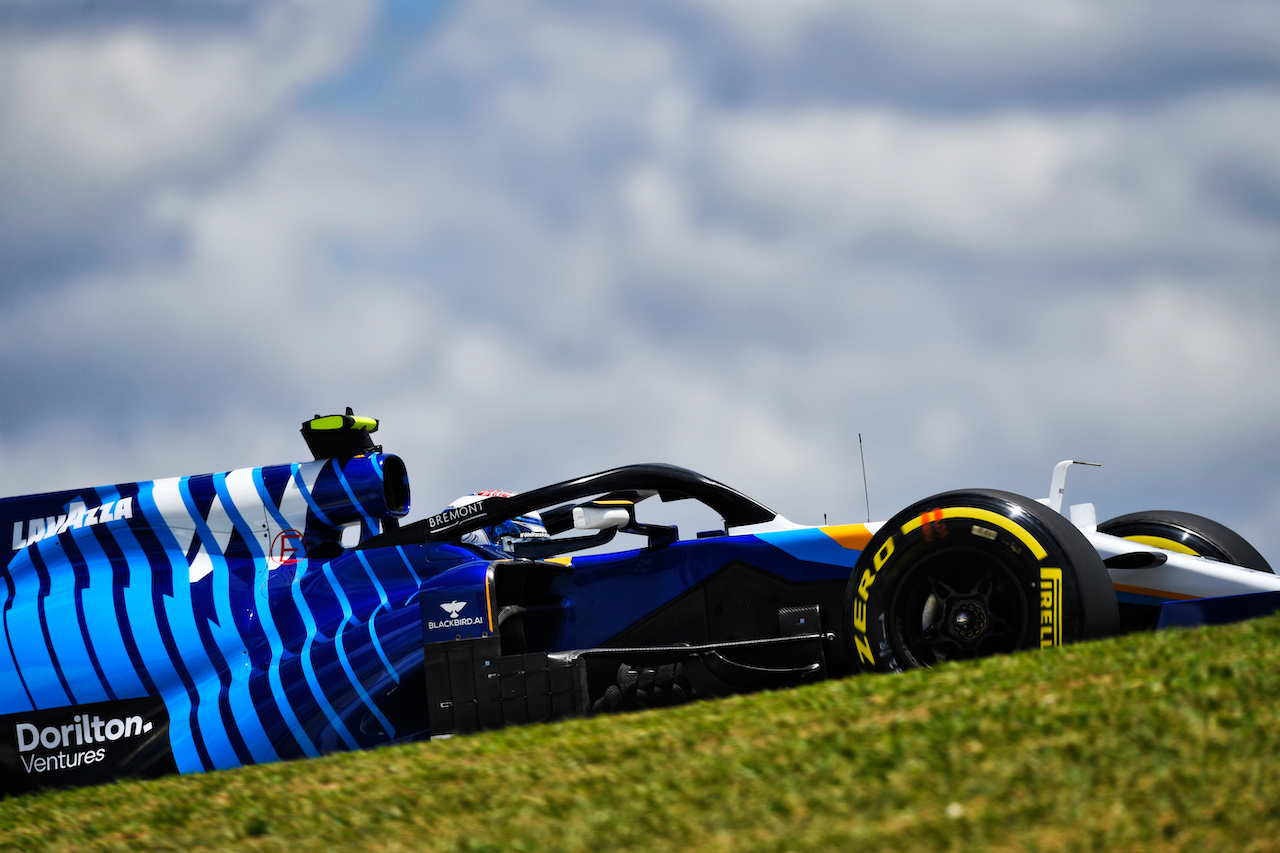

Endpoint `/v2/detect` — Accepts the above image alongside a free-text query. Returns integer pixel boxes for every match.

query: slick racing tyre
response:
[844,489,1118,673]
[1098,510,1273,573]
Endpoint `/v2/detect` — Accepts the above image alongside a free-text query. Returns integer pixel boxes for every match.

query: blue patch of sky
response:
[298,0,459,112]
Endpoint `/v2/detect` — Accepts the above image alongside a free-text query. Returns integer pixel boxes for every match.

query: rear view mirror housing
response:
[572,503,633,531]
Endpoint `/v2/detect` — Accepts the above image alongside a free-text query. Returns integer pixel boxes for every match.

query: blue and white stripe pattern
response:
[0,453,445,774]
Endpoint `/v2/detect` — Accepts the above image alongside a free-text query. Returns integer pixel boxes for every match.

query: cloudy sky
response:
[2,0,1279,559]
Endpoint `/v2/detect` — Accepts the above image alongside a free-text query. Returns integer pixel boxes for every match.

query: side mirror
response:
[572,502,633,531]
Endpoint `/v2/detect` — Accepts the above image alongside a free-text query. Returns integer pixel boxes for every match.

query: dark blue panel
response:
[1156,591,1280,629]
[552,536,842,650]
[259,465,293,512]
[184,475,220,526]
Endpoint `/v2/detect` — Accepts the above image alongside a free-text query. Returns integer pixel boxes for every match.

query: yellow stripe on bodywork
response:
[901,507,1048,561]
[820,524,874,551]
[1122,535,1200,557]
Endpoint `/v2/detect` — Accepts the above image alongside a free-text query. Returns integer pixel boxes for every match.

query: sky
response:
[2,0,1279,560]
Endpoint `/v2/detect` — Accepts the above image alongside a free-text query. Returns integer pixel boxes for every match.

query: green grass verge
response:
[4,616,1280,852]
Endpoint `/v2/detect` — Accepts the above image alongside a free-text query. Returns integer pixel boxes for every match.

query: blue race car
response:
[2,412,1276,795]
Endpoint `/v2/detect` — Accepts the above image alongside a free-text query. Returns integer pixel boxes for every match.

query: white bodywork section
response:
[1047,459,1280,601]
[1044,460,1101,513]
[1086,530,1280,599]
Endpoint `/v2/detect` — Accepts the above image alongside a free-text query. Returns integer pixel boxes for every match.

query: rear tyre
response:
[1098,510,1272,573]
[844,489,1118,673]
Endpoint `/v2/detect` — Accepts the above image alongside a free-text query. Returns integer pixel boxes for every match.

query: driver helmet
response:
[446,490,549,554]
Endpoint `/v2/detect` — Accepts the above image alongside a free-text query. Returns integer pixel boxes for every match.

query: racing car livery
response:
[2,413,1277,795]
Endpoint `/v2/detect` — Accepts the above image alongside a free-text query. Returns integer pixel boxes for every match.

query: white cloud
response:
[692,0,1280,79]
[2,0,1279,562]
[0,4,374,185]
[0,1,377,284]
[705,97,1280,259]
[713,109,1081,249]
[1054,284,1280,436]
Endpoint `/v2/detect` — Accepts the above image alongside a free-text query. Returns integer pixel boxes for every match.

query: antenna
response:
[859,433,871,523]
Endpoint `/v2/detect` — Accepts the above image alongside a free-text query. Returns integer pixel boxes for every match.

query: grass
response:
[4,616,1280,852]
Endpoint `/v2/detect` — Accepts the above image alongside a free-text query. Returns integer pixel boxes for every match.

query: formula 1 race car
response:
[2,413,1277,795]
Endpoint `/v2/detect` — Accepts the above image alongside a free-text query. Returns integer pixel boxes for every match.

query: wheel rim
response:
[890,545,1031,667]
